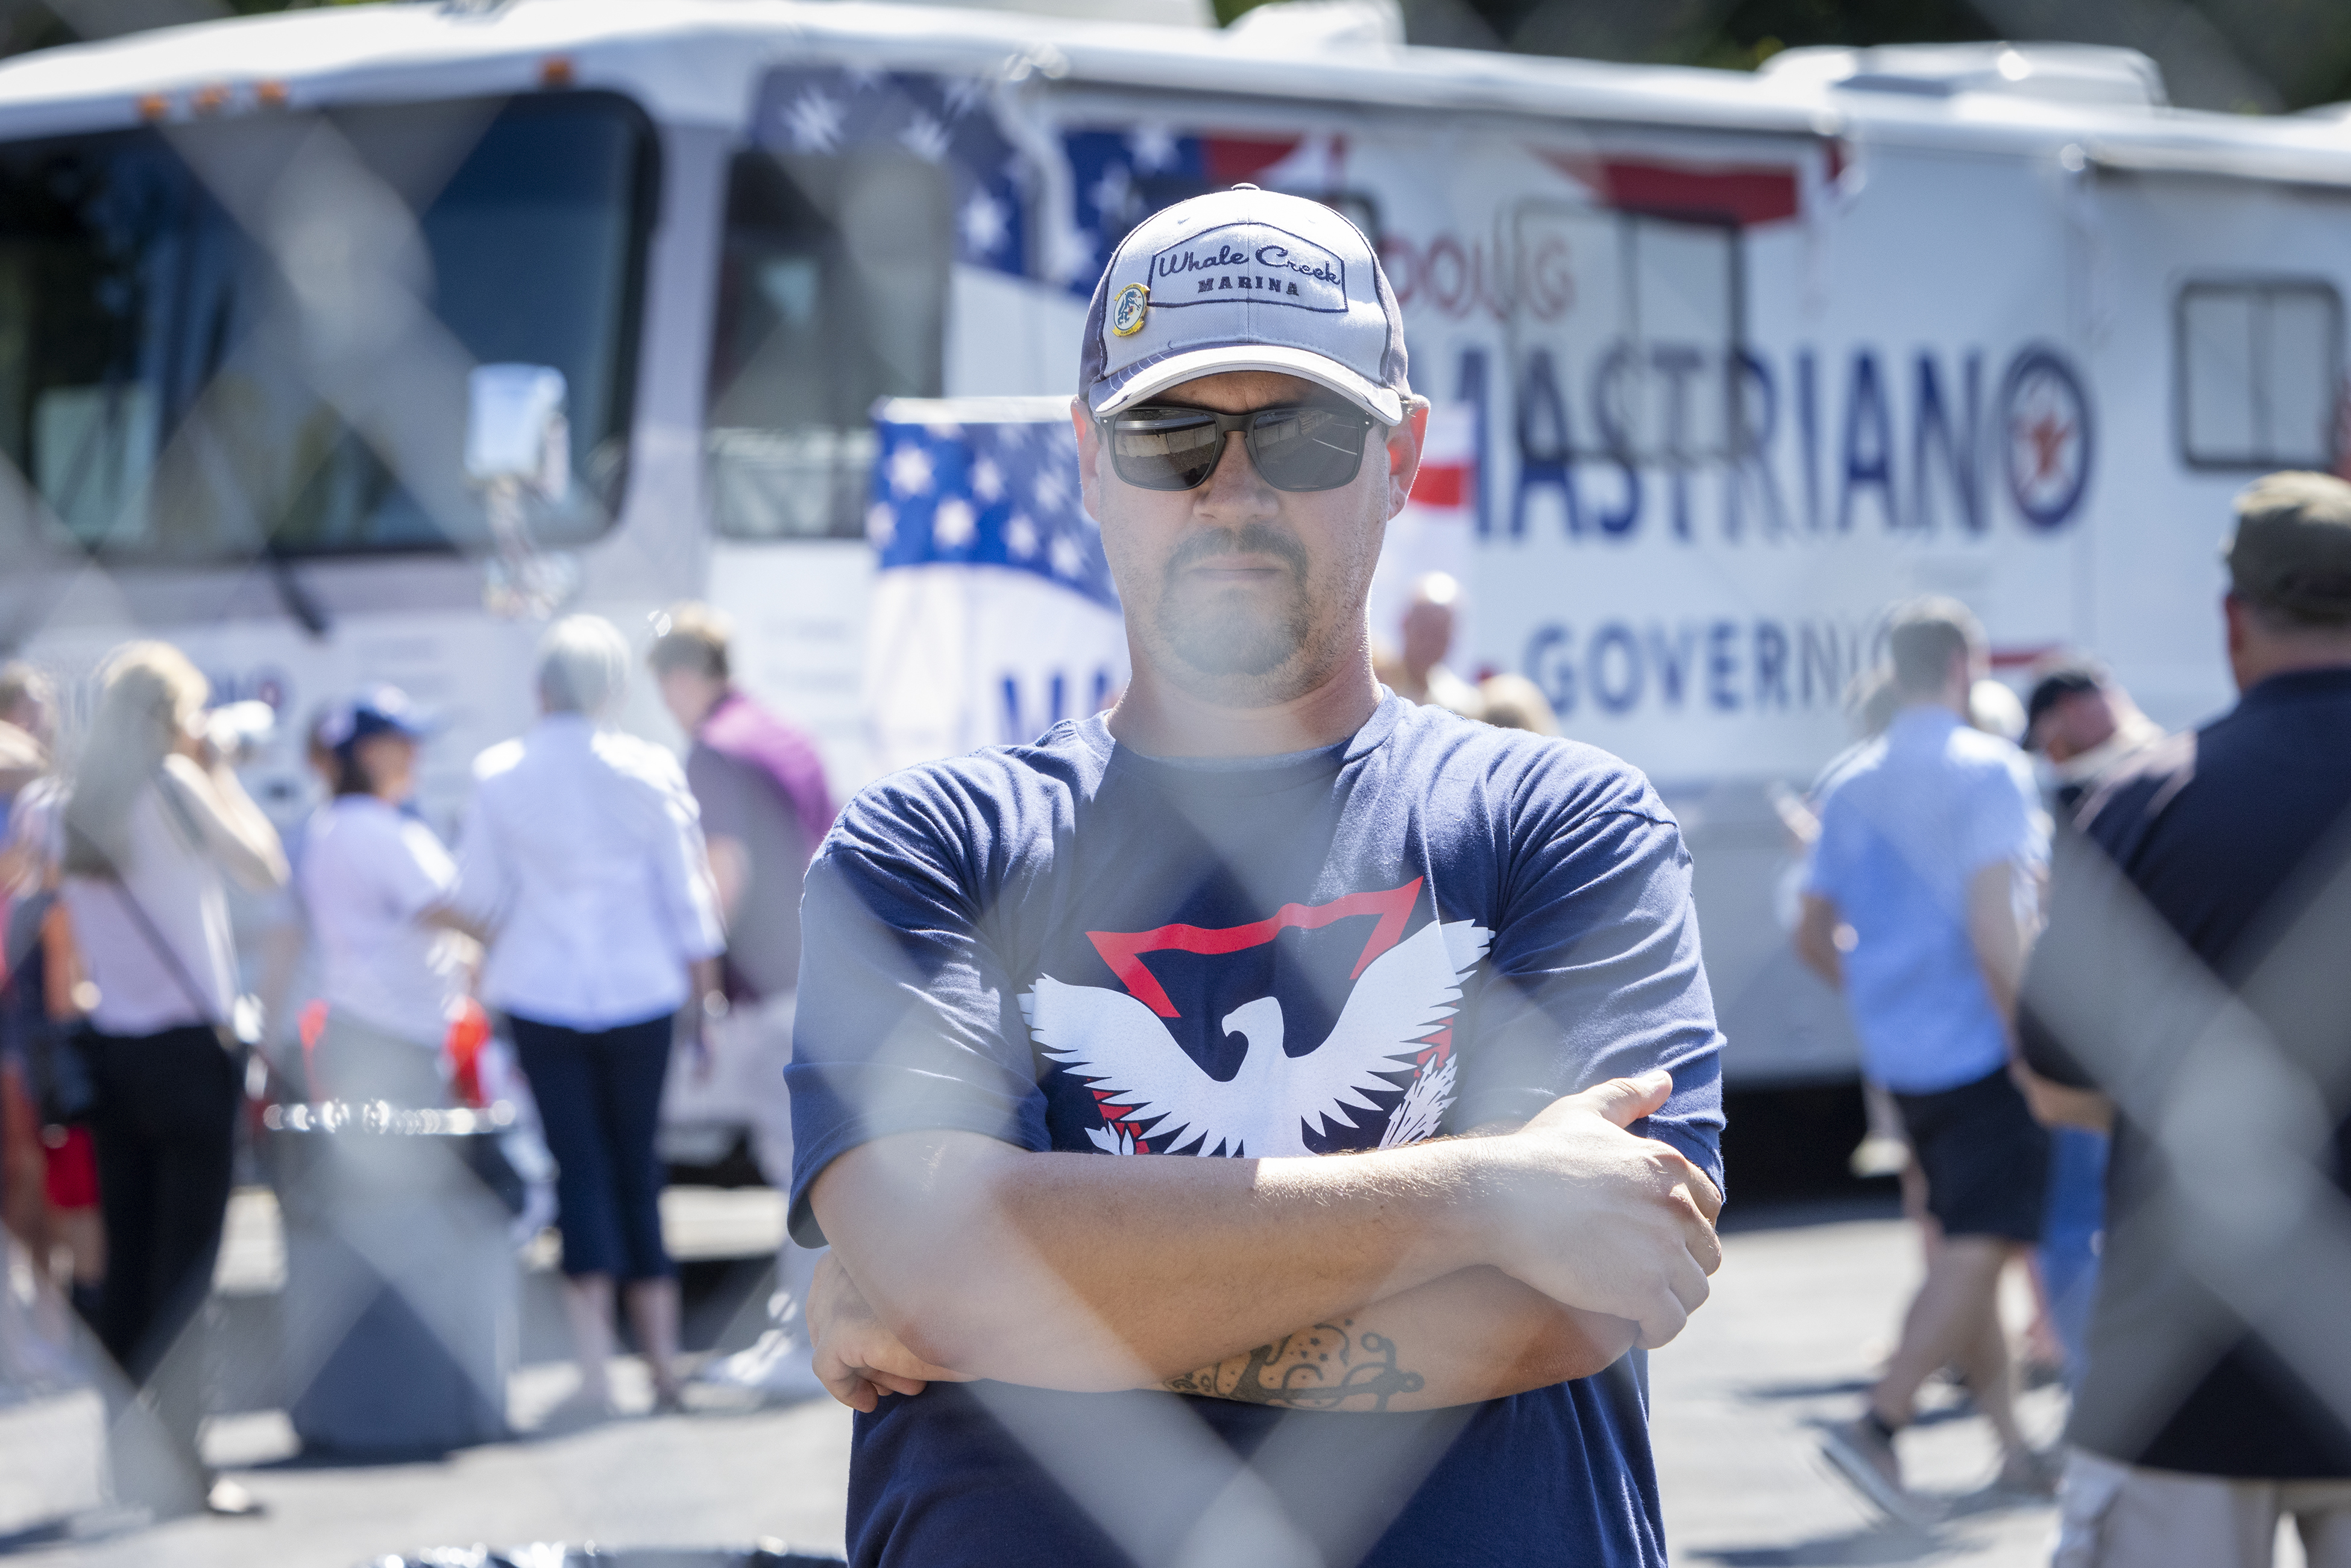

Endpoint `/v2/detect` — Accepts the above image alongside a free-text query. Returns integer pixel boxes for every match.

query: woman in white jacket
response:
[454,616,724,1418]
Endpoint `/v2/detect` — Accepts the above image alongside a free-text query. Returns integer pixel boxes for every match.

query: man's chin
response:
[1153,635,1330,710]
[1163,620,1301,682]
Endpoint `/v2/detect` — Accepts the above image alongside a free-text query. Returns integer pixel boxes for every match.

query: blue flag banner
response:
[863,398,1128,773]
[751,67,1037,280]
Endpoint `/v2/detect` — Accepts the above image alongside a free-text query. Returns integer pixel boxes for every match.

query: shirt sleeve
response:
[647,762,726,965]
[1449,760,1727,1198]
[784,784,1051,1247]
[1963,758,2044,877]
[382,818,458,921]
[449,778,512,931]
[688,747,755,845]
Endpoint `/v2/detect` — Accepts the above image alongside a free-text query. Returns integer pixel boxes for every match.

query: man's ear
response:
[1072,399,1103,519]
[1382,400,1430,520]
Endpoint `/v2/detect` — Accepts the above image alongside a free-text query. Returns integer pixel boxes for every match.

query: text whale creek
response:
[1152,241,1341,287]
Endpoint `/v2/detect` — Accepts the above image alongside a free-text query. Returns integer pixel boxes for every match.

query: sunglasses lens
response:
[1109,409,1223,491]
[1249,406,1373,492]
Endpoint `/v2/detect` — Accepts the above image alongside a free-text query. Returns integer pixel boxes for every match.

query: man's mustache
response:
[1165,525,1309,582]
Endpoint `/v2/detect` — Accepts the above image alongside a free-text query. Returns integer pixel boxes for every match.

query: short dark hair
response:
[647,602,731,682]
[304,704,370,796]
[330,745,374,799]
[2024,657,2106,737]
[2236,586,2351,636]
[1884,597,1984,697]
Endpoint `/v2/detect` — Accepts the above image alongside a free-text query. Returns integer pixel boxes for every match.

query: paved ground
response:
[1,1197,2090,1568]
[1653,1200,2066,1567]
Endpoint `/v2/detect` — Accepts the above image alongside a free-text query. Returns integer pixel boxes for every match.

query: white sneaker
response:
[695,1330,829,1404]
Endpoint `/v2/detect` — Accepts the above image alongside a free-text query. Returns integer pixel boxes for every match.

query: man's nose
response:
[1194,428,1276,517]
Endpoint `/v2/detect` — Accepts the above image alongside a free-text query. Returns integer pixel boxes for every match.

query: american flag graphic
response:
[748,65,1343,294]
[1061,127,1327,293]
[862,401,1128,772]
[866,409,1116,612]
[751,67,1033,279]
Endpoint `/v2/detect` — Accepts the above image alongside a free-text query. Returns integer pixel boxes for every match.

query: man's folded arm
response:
[1154,1117,1639,1412]
[812,1127,1488,1392]
[1159,1269,1637,1413]
[807,1072,1719,1393]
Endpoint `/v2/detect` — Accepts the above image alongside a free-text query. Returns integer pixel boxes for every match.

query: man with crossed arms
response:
[784,186,1725,1566]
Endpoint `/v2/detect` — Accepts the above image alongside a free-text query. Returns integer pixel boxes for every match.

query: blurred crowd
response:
[0,603,833,1520]
[1373,568,1564,736]
[1790,471,2351,1561]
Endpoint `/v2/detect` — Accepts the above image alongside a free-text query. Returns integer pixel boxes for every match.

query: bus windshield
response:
[0,91,653,564]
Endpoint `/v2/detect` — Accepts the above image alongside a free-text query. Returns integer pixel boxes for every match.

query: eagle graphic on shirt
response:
[1018,882,1490,1157]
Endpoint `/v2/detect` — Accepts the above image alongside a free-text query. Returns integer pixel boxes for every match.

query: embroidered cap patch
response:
[1111,282,1150,337]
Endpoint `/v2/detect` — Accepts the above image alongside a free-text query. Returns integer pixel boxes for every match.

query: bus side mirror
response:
[466,362,579,619]
[465,363,571,500]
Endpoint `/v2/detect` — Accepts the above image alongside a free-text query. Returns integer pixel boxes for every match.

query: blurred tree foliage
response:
[0,0,370,61]
[1225,0,2351,112]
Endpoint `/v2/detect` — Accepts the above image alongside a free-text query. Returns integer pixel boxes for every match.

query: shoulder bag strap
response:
[93,772,229,1033]
[105,875,225,1030]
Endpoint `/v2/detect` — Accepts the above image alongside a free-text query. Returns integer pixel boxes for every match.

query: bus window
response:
[0,92,655,563]
[2176,278,2342,470]
[705,149,951,540]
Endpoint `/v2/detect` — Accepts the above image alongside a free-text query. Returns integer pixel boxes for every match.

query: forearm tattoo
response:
[1163,1318,1424,1412]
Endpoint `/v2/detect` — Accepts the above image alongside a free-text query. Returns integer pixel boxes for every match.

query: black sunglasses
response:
[1103,403,1380,494]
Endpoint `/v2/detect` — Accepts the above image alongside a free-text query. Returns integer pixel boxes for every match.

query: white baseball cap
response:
[1078,185,1412,426]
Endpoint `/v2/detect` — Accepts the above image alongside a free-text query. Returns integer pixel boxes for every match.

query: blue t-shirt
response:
[788,695,1725,1568]
[1805,706,2047,1095]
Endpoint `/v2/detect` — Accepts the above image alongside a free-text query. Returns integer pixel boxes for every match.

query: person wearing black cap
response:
[783,186,1722,1567]
[297,685,471,1107]
[2016,656,2158,1393]
[2021,471,2351,1565]
[2024,658,2164,822]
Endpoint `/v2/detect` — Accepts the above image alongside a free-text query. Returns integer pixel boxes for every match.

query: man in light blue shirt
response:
[1797,597,2053,1519]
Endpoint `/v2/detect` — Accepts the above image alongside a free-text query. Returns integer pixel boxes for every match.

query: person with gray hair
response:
[452,614,726,1420]
[535,611,634,718]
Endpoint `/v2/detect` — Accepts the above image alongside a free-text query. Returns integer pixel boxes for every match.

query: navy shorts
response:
[1893,1068,2050,1244]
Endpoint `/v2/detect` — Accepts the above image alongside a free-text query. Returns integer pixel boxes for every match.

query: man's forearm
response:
[1967,859,2029,1023]
[810,1074,1720,1391]
[2013,1063,2114,1134]
[812,1130,1492,1391]
[1795,894,1843,990]
[1160,1267,1636,1413]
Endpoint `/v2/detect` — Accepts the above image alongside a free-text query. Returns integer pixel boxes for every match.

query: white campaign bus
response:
[2,0,2347,1086]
